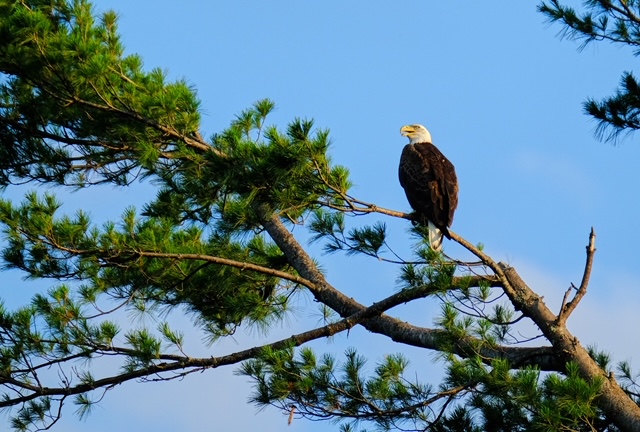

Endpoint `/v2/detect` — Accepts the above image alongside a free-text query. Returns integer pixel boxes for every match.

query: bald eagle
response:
[399,124,458,251]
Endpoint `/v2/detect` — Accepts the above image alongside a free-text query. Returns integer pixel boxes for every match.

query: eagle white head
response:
[400,124,432,145]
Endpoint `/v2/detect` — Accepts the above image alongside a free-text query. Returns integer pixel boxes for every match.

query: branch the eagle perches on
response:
[355,198,597,328]
[297,197,640,427]
[322,190,598,329]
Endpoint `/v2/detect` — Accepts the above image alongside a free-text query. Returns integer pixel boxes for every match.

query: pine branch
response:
[259,208,561,372]
[63,94,214,155]
[0,287,437,410]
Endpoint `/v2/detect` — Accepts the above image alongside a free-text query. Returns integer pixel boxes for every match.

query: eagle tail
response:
[427,220,444,252]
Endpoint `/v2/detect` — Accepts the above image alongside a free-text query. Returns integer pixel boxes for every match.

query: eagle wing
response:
[398,142,458,235]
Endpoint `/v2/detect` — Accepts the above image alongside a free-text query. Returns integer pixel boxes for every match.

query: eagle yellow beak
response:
[400,125,414,136]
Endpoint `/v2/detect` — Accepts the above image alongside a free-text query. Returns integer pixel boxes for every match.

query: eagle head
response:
[400,124,432,145]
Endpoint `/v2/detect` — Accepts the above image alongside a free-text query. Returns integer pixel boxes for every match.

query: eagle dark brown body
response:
[398,123,458,252]
[398,141,458,238]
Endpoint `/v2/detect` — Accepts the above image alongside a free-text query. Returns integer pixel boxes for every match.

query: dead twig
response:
[557,227,596,325]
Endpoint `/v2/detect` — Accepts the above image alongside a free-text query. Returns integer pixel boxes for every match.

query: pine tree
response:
[0,1,639,431]
[540,0,640,143]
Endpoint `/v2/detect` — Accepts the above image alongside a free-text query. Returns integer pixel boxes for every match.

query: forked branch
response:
[558,227,597,325]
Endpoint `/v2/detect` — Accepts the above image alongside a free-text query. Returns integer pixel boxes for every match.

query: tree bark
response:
[262,210,640,431]
[500,264,640,432]
[260,212,560,368]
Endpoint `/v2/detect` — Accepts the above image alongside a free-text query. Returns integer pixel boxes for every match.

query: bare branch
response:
[558,227,597,325]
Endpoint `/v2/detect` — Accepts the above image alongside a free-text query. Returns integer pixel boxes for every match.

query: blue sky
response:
[3,1,640,431]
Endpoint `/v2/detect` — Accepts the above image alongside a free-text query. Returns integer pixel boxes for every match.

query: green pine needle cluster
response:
[240,346,435,431]
[241,344,614,431]
[437,356,612,432]
[539,0,640,142]
[310,210,388,257]
[204,106,352,233]
[0,0,202,187]
[0,192,298,338]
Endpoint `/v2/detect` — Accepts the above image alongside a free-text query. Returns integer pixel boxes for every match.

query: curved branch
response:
[0,283,446,409]
[259,209,562,372]
[39,82,215,155]
[19,235,315,291]
[133,251,312,288]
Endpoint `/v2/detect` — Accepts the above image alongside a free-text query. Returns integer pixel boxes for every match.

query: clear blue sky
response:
[3,1,640,431]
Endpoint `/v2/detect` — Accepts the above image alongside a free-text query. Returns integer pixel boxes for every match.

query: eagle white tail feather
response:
[427,220,444,252]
